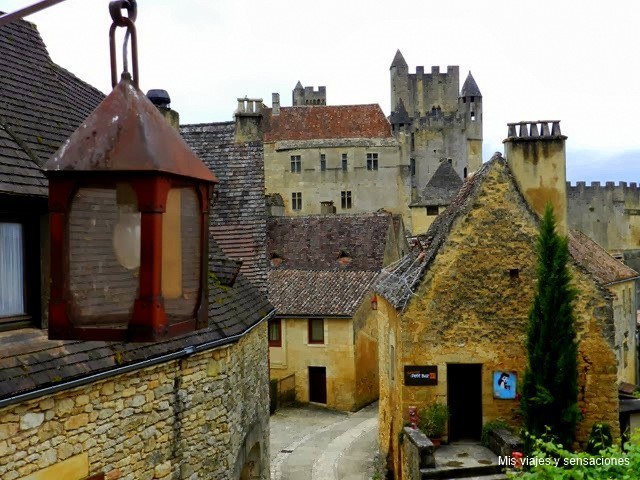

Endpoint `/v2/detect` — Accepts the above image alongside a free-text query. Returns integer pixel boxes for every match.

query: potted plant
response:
[419,402,449,447]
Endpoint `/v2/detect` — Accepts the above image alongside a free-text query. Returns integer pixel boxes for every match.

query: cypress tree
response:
[521,204,580,450]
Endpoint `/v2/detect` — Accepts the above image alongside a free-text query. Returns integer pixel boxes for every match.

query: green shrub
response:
[586,423,613,455]
[510,430,640,479]
[481,419,511,448]
[418,403,449,438]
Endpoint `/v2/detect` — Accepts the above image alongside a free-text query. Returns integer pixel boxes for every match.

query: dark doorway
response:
[447,364,482,441]
[308,366,327,404]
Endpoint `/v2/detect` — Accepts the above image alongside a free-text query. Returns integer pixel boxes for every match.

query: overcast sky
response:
[5,0,640,182]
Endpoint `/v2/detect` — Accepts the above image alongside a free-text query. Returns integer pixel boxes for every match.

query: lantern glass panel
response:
[68,186,139,325]
[162,187,201,318]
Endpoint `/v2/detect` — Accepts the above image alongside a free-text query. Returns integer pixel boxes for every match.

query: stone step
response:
[420,464,504,479]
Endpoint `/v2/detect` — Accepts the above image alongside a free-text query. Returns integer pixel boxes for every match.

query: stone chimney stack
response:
[147,89,179,131]
[503,120,568,233]
[272,93,280,115]
[234,97,264,143]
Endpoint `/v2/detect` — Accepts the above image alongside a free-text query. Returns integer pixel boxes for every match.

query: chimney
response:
[272,93,280,115]
[234,97,264,143]
[320,201,336,215]
[146,89,179,131]
[503,120,568,233]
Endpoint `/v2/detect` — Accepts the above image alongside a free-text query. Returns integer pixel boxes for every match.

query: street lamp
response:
[43,1,218,341]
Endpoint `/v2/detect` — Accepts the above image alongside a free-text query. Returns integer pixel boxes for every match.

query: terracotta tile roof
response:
[181,122,267,292]
[268,269,377,316]
[568,230,638,285]
[267,213,396,271]
[0,18,104,197]
[263,104,393,142]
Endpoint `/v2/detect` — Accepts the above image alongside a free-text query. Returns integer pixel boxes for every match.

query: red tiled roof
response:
[568,230,638,285]
[263,105,393,142]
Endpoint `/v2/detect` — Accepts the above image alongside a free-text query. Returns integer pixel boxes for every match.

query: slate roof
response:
[460,71,482,97]
[268,269,377,317]
[267,213,395,271]
[390,49,408,69]
[181,122,267,292]
[568,230,638,285]
[0,238,272,403]
[411,160,463,207]
[376,154,639,310]
[263,104,393,142]
[0,18,104,196]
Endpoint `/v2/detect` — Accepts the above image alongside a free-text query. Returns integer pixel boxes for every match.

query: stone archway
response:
[239,442,261,480]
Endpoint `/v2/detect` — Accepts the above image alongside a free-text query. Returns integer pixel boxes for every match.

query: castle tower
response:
[292,82,326,106]
[504,121,568,233]
[459,72,483,175]
[390,49,410,116]
[388,50,483,189]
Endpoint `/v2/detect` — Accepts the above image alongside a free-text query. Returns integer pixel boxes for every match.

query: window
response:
[0,223,24,319]
[308,318,324,344]
[341,153,348,171]
[341,191,352,209]
[426,206,438,216]
[410,158,416,177]
[320,154,326,171]
[268,319,282,347]
[291,192,302,211]
[366,153,379,170]
[470,111,476,122]
[290,155,301,173]
[464,167,468,179]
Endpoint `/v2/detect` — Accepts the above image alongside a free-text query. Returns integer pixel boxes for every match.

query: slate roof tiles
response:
[0,17,105,197]
[181,122,268,292]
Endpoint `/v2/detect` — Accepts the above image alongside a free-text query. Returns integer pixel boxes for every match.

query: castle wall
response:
[263,140,413,229]
[567,181,640,252]
[0,325,270,480]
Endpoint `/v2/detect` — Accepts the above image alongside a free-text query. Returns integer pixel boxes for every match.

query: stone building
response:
[374,121,635,477]
[261,86,412,227]
[0,17,273,480]
[389,50,482,197]
[267,213,408,411]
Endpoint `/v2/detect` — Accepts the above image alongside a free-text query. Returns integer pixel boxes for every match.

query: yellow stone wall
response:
[0,325,270,480]
[409,206,446,235]
[270,295,379,411]
[609,281,638,384]
[378,160,620,477]
[263,142,412,229]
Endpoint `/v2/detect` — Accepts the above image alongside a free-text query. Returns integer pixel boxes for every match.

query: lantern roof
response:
[44,74,217,184]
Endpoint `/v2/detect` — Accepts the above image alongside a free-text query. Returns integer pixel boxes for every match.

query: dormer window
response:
[337,249,352,266]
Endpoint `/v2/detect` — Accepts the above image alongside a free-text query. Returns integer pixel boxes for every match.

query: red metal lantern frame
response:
[47,173,213,342]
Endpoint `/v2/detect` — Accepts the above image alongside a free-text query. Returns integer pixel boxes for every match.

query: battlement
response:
[293,83,326,106]
[505,120,564,140]
[412,65,459,77]
[567,181,640,191]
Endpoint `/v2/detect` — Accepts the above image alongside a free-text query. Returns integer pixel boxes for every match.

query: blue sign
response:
[493,371,517,399]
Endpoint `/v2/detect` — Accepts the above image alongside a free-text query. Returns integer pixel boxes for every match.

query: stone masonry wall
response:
[0,323,269,480]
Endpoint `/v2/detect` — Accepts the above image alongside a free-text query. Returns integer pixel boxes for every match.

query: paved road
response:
[270,402,378,480]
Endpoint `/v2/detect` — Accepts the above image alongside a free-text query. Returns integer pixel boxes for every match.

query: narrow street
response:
[270,402,378,480]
